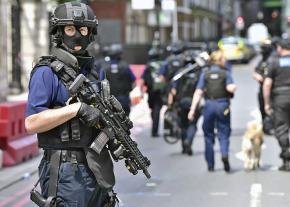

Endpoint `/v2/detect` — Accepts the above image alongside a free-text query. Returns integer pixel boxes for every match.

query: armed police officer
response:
[253,39,274,134]
[25,2,117,206]
[99,44,136,116]
[188,50,236,172]
[263,38,290,171]
[168,50,203,155]
[159,41,185,82]
[141,47,166,137]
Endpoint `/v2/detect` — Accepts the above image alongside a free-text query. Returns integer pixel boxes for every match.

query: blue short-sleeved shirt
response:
[197,64,234,90]
[26,63,91,117]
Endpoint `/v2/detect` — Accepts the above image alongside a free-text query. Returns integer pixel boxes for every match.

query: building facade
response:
[90,0,239,45]
[0,0,9,101]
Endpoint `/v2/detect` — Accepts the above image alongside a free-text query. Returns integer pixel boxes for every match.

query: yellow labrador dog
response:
[242,121,264,170]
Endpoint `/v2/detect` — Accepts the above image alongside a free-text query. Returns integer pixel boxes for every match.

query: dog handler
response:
[263,38,290,171]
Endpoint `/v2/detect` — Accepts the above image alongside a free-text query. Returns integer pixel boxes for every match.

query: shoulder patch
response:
[279,57,290,68]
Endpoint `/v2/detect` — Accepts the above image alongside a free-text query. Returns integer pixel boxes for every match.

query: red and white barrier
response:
[0,101,39,166]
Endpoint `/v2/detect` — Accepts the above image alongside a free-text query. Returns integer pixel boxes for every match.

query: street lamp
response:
[161,0,178,42]
[161,0,192,42]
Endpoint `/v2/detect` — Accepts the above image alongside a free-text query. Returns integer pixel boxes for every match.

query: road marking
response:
[209,192,228,196]
[146,182,157,187]
[154,193,171,197]
[268,192,285,196]
[250,183,262,207]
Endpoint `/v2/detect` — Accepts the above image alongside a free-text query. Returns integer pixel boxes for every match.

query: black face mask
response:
[62,28,90,55]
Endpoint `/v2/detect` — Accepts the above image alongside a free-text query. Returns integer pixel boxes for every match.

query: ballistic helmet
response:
[49,2,98,54]
[50,2,98,35]
[183,50,200,64]
[167,42,185,55]
[148,47,163,60]
[107,44,123,59]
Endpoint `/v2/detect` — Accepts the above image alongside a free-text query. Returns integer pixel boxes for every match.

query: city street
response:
[0,56,289,207]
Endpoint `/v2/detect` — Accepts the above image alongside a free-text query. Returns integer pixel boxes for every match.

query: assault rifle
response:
[171,51,209,82]
[69,74,151,179]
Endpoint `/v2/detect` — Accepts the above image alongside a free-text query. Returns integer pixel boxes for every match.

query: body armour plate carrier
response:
[271,56,290,94]
[37,117,98,149]
[175,70,200,101]
[102,61,133,97]
[31,48,99,150]
[204,69,228,99]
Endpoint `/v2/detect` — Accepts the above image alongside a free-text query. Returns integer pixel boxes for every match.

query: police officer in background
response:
[188,50,236,172]
[253,39,274,134]
[263,38,290,171]
[99,44,136,116]
[141,47,166,137]
[159,42,186,105]
[168,50,203,155]
[25,2,116,206]
[93,45,110,74]
[159,41,185,82]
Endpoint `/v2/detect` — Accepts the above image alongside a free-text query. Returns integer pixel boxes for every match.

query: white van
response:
[247,23,270,51]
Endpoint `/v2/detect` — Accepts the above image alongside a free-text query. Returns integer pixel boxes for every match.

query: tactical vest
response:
[145,60,166,92]
[31,47,100,150]
[271,56,290,95]
[175,69,200,101]
[102,60,133,97]
[204,67,228,100]
[166,54,185,81]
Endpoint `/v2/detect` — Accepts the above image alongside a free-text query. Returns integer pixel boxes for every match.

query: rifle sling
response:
[48,150,61,198]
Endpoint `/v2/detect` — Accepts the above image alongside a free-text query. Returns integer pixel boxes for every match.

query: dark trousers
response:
[273,95,290,160]
[148,91,163,135]
[39,158,109,207]
[178,98,201,149]
[151,103,162,135]
[202,99,231,168]
[258,84,266,121]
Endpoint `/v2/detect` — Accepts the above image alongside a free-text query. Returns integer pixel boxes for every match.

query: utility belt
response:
[43,149,87,163]
[205,96,228,101]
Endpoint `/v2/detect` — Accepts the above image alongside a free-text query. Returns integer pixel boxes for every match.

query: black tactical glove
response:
[77,103,102,127]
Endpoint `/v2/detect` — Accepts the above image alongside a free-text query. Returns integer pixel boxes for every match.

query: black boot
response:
[183,140,193,156]
[278,160,290,171]
[222,156,231,173]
